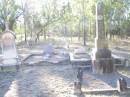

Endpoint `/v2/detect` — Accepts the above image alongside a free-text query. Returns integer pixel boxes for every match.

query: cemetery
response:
[0,0,130,97]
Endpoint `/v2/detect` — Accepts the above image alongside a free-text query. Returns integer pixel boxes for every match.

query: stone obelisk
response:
[91,1,114,74]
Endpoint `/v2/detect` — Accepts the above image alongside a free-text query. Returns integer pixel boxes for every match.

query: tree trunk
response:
[83,26,86,46]
[83,18,86,46]
[9,20,15,31]
[78,22,81,41]
[24,23,27,42]
[43,27,46,40]
[89,19,92,38]
[71,31,72,42]
[82,0,86,46]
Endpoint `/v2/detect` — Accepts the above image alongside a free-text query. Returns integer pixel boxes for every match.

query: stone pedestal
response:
[92,48,114,74]
[92,38,114,74]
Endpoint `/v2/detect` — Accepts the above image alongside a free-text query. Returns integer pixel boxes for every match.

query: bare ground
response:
[0,64,129,97]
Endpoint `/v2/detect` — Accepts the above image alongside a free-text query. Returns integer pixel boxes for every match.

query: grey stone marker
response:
[91,1,114,74]
[0,22,20,71]
[117,78,128,93]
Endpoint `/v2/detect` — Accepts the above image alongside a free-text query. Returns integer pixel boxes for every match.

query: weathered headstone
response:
[1,29,19,71]
[91,1,114,74]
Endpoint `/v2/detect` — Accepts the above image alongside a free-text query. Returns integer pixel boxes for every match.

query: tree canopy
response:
[0,0,130,43]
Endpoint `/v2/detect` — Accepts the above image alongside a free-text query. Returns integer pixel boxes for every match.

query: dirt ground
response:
[0,64,129,97]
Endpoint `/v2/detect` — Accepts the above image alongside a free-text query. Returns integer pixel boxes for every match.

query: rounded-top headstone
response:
[1,29,17,61]
[2,30,16,45]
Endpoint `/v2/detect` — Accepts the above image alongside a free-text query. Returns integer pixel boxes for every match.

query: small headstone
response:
[117,77,128,92]
[125,60,129,67]
[43,43,54,59]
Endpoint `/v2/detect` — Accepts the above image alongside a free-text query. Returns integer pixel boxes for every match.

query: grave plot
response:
[3,65,77,97]
[23,45,70,65]
[69,47,91,70]
[82,70,130,93]
[73,1,130,95]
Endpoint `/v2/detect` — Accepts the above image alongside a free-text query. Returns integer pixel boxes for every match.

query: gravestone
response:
[91,1,114,74]
[43,43,54,59]
[1,29,19,68]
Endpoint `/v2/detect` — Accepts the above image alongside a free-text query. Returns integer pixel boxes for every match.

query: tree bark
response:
[43,27,46,40]
[82,0,86,46]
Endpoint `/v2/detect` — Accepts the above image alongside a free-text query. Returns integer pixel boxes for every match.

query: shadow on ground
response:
[0,72,17,97]
[4,65,75,97]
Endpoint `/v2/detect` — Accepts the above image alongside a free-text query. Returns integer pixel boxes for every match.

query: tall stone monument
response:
[91,1,114,74]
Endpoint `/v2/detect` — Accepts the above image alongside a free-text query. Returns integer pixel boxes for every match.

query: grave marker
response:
[1,29,19,71]
[91,1,114,74]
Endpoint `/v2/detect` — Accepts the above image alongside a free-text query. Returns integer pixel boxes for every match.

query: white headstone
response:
[1,30,18,66]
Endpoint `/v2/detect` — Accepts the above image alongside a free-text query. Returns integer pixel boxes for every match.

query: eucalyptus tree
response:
[73,0,96,45]
[40,0,68,40]
[0,0,23,31]
[21,0,43,42]
[104,0,129,38]
[60,2,73,38]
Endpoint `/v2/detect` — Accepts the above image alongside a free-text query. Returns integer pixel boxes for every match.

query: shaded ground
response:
[3,65,77,97]
[0,72,17,97]
[0,65,129,97]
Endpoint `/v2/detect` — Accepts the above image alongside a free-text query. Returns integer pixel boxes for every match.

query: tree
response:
[74,0,96,45]
[0,0,23,31]
[104,0,129,38]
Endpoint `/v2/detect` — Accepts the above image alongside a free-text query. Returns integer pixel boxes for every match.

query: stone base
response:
[92,48,115,74]
[92,58,114,74]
